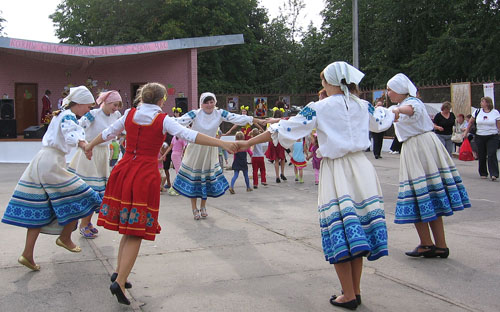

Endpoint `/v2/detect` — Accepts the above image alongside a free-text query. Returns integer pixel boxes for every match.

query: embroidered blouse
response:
[389,97,434,142]
[79,108,121,146]
[42,109,86,154]
[101,103,197,143]
[268,94,393,160]
[175,108,253,137]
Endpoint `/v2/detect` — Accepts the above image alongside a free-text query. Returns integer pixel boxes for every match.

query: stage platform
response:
[0,136,76,163]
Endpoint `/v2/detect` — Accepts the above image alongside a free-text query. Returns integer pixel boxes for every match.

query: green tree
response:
[0,11,6,36]
[50,0,269,93]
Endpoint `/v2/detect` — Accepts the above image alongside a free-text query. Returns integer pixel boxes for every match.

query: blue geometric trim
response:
[62,114,78,125]
[318,195,388,264]
[83,112,95,122]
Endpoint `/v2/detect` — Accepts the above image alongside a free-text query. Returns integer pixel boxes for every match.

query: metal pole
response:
[352,0,359,68]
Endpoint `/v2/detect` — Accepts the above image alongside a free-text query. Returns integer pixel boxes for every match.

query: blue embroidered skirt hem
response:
[395,132,471,224]
[318,152,388,264]
[1,147,102,229]
[173,143,229,199]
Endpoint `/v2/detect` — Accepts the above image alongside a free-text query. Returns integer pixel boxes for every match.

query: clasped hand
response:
[220,140,251,154]
[83,144,93,160]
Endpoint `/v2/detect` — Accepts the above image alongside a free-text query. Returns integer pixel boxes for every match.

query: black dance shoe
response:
[331,294,361,305]
[276,177,281,183]
[329,297,358,310]
[280,174,287,181]
[405,245,436,258]
[110,272,132,289]
[434,247,449,258]
[110,281,130,305]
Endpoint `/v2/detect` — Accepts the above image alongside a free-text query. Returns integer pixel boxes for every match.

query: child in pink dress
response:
[166,136,187,195]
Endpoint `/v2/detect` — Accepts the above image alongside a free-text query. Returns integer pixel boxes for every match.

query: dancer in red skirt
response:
[265,107,287,183]
[85,82,237,305]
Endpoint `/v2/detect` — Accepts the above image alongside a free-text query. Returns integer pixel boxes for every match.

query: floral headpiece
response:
[272,107,285,112]
[240,105,249,111]
[172,107,182,113]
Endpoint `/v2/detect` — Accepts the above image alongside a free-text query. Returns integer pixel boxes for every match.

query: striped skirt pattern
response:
[68,144,110,197]
[173,143,228,199]
[2,147,101,228]
[396,132,471,224]
[318,151,388,264]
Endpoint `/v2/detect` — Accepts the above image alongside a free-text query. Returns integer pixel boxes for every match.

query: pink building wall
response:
[0,48,198,120]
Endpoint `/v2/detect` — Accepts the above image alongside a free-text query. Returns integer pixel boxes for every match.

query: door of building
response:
[15,83,38,134]
[131,83,146,108]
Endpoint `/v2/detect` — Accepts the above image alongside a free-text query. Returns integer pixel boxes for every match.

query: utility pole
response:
[352,0,359,69]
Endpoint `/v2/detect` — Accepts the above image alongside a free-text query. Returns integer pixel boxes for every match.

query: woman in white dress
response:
[1,86,102,271]
[68,90,122,238]
[172,92,266,220]
[385,73,471,259]
[239,62,392,310]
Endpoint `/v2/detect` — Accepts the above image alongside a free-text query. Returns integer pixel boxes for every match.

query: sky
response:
[0,0,325,43]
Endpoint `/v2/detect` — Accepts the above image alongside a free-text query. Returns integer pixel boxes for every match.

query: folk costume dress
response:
[268,94,392,264]
[173,102,253,199]
[383,74,471,224]
[96,104,197,240]
[382,97,471,224]
[68,108,121,197]
[2,109,101,230]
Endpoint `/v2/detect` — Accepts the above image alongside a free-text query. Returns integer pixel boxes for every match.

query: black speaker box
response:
[24,125,46,139]
[0,119,17,138]
[0,99,14,119]
[175,97,188,114]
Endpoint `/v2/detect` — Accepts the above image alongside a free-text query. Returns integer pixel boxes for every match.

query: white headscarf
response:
[323,61,365,98]
[199,92,217,108]
[62,86,95,109]
[387,73,417,97]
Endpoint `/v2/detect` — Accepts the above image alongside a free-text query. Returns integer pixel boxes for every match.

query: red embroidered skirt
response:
[97,154,161,241]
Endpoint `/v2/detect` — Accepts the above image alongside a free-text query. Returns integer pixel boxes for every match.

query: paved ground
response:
[0,151,498,312]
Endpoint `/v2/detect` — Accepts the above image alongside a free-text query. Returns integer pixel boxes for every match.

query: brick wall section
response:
[0,50,194,122]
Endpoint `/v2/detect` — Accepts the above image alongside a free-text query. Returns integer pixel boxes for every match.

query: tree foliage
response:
[0,11,6,36]
[49,0,500,93]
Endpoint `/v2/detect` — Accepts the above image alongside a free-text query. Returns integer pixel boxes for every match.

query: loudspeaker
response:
[0,99,14,119]
[0,119,17,138]
[175,97,188,114]
[24,125,46,139]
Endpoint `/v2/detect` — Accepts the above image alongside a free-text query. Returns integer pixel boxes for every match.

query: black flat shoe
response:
[434,247,449,258]
[405,245,436,258]
[276,178,281,183]
[329,297,358,310]
[110,272,132,289]
[331,294,361,305]
[110,281,130,305]
[280,174,287,181]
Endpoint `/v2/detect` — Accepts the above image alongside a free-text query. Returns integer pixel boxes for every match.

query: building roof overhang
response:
[0,34,244,65]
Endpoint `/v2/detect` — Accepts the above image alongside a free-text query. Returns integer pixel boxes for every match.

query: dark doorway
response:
[15,83,38,134]
[131,83,146,108]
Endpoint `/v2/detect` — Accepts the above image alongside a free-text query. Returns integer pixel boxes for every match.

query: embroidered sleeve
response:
[78,109,97,130]
[268,103,317,149]
[368,103,395,132]
[221,109,254,126]
[175,110,197,126]
[102,110,128,141]
[164,116,198,143]
[399,97,425,121]
[60,113,86,146]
